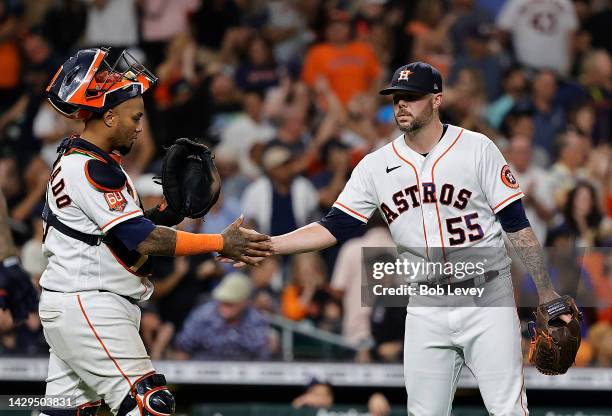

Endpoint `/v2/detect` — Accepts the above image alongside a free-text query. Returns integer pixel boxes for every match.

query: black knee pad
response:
[117,372,175,416]
[42,400,101,416]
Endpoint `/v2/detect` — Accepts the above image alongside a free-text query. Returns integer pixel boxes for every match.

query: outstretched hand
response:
[220,215,272,266]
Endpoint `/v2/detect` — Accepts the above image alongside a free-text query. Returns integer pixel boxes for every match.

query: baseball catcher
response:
[39,47,272,416]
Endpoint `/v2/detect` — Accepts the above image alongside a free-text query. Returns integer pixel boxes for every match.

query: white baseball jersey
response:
[40,148,154,300]
[334,124,524,282]
[497,0,578,76]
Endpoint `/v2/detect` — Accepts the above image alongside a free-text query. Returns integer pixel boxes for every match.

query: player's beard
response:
[117,142,134,156]
[396,98,434,135]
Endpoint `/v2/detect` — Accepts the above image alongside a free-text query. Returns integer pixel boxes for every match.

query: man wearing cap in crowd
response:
[241,144,319,236]
[174,272,270,360]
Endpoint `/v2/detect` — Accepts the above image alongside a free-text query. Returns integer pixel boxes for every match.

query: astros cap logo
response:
[398,70,413,81]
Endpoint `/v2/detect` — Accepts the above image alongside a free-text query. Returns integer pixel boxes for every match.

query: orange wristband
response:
[174,231,224,256]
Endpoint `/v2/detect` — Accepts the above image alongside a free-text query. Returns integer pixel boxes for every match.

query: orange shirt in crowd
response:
[281,284,309,321]
[0,42,20,89]
[301,41,381,106]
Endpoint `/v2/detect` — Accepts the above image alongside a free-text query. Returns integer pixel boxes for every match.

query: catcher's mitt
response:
[528,295,582,375]
[159,138,221,219]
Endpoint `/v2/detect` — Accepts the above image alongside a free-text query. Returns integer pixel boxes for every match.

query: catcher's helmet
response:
[46,48,157,119]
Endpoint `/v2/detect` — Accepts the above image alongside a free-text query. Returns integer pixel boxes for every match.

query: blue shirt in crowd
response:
[175,300,270,360]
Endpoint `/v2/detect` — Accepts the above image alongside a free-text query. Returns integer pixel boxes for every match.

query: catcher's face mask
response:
[46,48,157,119]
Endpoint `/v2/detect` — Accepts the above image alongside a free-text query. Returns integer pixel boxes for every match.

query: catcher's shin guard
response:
[40,400,101,416]
[117,373,175,416]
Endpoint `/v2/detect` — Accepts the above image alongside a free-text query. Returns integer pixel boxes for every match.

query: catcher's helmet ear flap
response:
[46,47,157,119]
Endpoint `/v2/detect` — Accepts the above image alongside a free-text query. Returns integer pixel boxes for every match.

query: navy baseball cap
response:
[379,62,443,95]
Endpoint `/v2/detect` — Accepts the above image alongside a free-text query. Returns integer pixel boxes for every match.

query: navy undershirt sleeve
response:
[107,216,156,251]
[496,199,530,233]
[318,207,367,241]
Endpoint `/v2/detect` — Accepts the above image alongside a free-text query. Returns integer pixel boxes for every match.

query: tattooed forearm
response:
[0,189,18,260]
[506,227,554,297]
[136,226,176,256]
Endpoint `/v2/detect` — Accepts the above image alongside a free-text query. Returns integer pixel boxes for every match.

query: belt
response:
[42,288,139,305]
[415,270,500,290]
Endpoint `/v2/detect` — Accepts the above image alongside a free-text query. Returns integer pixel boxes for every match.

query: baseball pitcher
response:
[226,62,582,415]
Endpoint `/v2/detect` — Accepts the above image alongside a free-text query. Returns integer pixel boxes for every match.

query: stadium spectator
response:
[301,8,382,106]
[139,0,200,68]
[250,256,281,314]
[496,0,578,76]
[523,69,567,158]
[341,93,379,149]
[331,215,392,345]
[588,321,612,366]
[442,67,489,132]
[235,36,281,94]
[153,33,200,111]
[33,102,82,168]
[365,252,407,363]
[506,135,555,244]
[448,22,503,101]
[406,0,454,79]
[550,181,611,247]
[448,0,493,58]
[174,272,271,360]
[260,0,313,65]
[0,0,22,111]
[205,72,244,141]
[19,206,47,287]
[310,139,352,211]
[242,144,319,236]
[267,105,310,155]
[549,131,590,208]
[217,90,275,179]
[196,192,242,235]
[576,50,610,144]
[83,0,139,49]
[486,65,528,129]
[281,252,338,330]
[213,146,251,201]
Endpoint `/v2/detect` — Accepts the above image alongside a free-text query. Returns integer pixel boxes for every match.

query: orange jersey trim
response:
[77,295,134,390]
[100,210,141,231]
[431,128,464,262]
[492,192,524,213]
[333,201,369,221]
[392,140,430,261]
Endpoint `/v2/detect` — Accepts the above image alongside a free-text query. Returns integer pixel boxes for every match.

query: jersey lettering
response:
[380,202,399,224]
[384,183,473,222]
[392,191,409,214]
[49,166,72,209]
[405,185,420,207]
[439,184,455,205]
[422,182,436,203]
[453,189,472,210]
[446,213,484,246]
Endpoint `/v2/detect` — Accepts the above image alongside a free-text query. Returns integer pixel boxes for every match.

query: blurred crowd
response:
[0,0,610,367]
